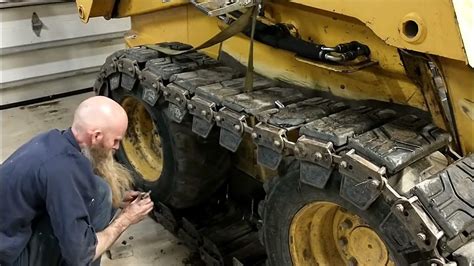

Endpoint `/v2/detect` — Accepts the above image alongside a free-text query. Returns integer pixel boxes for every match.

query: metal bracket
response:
[167,103,187,123]
[118,58,138,91]
[295,135,334,168]
[140,71,162,106]
[216,107,248,152]
[191,0,258,17]
[163,83,190,123]
[109,73,122,91]
[252,122,286,170]
[104,59,118,77]
[339,149,386,210]
[93,76,105,95]
[295,135,336,188]
[391,196,444,252]
[189,95,217,138]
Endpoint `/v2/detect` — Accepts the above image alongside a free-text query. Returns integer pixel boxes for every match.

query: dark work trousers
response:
[11,177,113,266]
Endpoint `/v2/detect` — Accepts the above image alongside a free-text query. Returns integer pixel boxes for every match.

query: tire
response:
[103,81,231,209]
[262,161,423,265]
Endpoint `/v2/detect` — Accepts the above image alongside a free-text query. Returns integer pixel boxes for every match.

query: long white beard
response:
[81,146,133,208]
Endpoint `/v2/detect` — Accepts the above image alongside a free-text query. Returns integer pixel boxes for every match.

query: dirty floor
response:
[0,92,191,265]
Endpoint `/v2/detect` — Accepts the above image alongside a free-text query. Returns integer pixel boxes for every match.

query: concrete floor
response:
[0,92,191,265]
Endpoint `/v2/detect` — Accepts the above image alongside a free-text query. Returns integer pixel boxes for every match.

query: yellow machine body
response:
[78,0,473,155]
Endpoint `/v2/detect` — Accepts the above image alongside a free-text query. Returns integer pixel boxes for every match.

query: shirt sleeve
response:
[40,154,97,265]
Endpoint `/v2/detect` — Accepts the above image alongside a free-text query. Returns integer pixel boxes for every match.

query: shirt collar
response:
[63,127,81,151]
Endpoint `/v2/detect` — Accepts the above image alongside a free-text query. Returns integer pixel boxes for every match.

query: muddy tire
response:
[102,82,231,209]
[261,162,423,265]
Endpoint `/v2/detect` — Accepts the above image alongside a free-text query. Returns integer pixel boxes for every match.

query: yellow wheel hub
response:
[290,202,395,266]
[121,97,163,182]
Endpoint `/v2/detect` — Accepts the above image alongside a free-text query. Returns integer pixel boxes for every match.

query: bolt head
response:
[417,233,427,242]
[110,63,114,68]
[152,83,157,88]
[201,110,207,116]
[251,132,258,139]
[273,140,281,147]
[234,124,241,131]
[138,75,143,80]
[163,91,169,96]
[215,116,222,122]
[340,161,348,168]
[370,179,381,188]
[128,67,133,72]
[314,152,323,161]
[175,97,182,103]
[187,104,194,110]
[395,204,404,213]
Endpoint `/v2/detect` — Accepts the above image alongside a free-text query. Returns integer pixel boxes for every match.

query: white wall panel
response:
[0,2,131,105]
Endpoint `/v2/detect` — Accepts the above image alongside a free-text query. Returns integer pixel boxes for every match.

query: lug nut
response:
[152,83,157,88]
[201,110,207,116]
[175,97,182,103]
[138,75,143,80]
[273,140,281,147]
[128,67,133,72]
[340,161,348,168]
[163,91,169,96]
[215,116,222,122]
[187,104,194,110]
[417,233,427,242]
[251,132,258,139]
[340,219,353,230]
[395,204,404,213]
[234,124,241,131]
[338,237,348,247]
[347,257,358,266]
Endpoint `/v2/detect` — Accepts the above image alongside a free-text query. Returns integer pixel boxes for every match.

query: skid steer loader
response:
[75,0,473,264]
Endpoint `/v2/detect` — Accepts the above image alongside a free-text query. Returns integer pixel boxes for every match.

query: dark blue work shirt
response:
[0,129,99,265]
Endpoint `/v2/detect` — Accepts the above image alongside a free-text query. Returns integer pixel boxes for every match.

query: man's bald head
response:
[72,96,128,151]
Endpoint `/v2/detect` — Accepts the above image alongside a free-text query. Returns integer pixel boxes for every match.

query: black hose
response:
[238,16,370,63]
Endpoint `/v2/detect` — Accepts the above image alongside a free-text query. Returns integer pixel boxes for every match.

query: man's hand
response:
[93,196,154,261]
[119,196,154,225]
[120,190,141,209]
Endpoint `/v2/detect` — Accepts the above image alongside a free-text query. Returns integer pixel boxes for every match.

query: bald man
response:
[0,96,154,266]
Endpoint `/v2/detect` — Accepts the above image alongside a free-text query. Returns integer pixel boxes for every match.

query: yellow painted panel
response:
[287,0,466,62]
[76,0,115,22]
[126,6,189,47]
[117,0,187,17]
[439,57,474,154]
[125,5,220,56]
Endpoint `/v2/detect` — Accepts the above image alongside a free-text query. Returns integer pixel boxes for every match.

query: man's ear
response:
[91,130,103,145]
